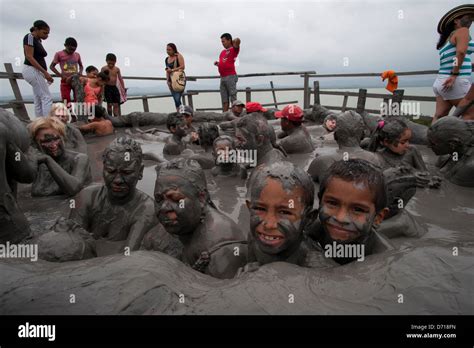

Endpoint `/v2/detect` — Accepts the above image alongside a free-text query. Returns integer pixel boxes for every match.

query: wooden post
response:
[142,97,149,112]
[356,88,367,114]
[341,93,349,112]
[391,89,404,115]
[4,63,29,121]
[313,81,320,105]
[187,94,194,110]
[303,73,309,109]
[245,87,251,103]
[270,81,278,109]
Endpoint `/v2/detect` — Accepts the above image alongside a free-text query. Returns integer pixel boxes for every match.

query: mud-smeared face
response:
[319,178,379,243]
[247,178,305,255]
[103,151,143,201]
[235,127,256,151]
[280,118,291,132]
[36,128,64,158]
[232,105,244,116]
[154,175,203,236]
[184,114,193,127]
[427,131,451,156]
[213,141,233,163]
[384,128,412,155]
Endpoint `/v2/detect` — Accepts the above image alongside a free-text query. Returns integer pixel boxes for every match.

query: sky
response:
[0,0,471,98]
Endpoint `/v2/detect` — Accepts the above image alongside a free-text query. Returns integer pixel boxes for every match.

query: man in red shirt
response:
[214,33,241,112]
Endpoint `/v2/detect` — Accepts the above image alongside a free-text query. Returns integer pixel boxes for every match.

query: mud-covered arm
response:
[207,244,248,279]
[409,146,428,171]
[44,153,90,196]
[68,186,94,231]
[126,202,158,251]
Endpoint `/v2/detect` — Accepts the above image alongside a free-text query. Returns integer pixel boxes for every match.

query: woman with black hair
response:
[22,20,54,117]
[432,5,474,124]
[165,43,185,110]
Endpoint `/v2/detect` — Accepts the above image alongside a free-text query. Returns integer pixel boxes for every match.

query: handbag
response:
[170,55,186,92]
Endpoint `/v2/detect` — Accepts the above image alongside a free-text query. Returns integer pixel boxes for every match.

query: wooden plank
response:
[188,71,316,80]
[4,63,29,121]
[270,81,278,109]
[356,89,367,114]
[303,73,310,109]
[391,89,404,115]
[313,81,320,105]
[142,97,149,112]
[341,93,349,112]
[246,87,251,103]
[304,70,440,78]
[187,94,194,110]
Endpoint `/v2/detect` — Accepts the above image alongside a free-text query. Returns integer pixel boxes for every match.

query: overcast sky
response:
[0,0,470,97]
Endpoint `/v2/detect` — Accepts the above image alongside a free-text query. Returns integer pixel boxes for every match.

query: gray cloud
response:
[0,0,470,97]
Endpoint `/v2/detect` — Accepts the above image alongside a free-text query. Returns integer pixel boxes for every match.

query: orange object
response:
[381,70,398,93]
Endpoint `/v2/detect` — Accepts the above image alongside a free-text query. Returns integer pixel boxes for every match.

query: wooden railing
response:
[1,62,465,121]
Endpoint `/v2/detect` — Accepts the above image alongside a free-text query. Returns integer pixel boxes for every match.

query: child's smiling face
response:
[247,178,305,253]
[320,177,383,242]
[106,60,116,69]
[383,128,412,155]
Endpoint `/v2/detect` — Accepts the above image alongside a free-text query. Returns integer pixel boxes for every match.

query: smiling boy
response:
[308,159,392,265]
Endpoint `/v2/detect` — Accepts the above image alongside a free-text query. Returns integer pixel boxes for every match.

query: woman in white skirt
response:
[22,20,54,117]
[432,5,474,124]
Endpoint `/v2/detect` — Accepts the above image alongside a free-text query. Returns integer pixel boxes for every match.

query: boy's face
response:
[247,178,306,254]
[107,60,116,69]
[384,128,412,155]
[87,69,98,78]
[319,177,385,243]
[154,175,203,236]
[65,45,76,54]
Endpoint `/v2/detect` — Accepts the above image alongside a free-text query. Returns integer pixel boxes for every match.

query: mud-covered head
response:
[334,111,365,147]
[166,112,186,137]
[213,135,236,163]
[323,114,337,132]
[428,117,473,156]
[49,103,71,124]
[30,117,66,159]
[368,117,411,155]
[198,122,219,147]
[154,158,214,236]
[246,161,315,255]
[102,137,144,202]
[234,115,272,151]
[317,159,389,259]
